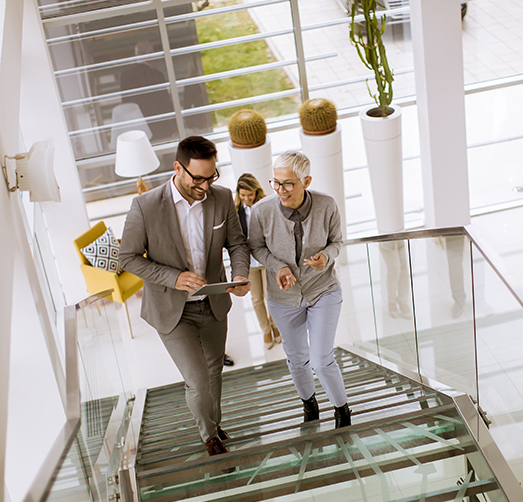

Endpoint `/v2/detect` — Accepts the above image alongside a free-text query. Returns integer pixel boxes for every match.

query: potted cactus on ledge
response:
[349,0,404,235]
[228,109,272,191]
[228,109,267,147]
[299,98,338,135]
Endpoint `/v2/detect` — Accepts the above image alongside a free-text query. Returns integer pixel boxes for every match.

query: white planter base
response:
[299,126,346,238]
[300,125,347,264]
[360,105,404,234]
[228,137,273,193]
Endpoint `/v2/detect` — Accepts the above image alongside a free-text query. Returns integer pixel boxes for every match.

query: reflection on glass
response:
[369,240,417,369]
[337,243,380,354]
[119,40,177,142]
[379,240,411,319]
[410,236,476,396]
[339,236,478,397]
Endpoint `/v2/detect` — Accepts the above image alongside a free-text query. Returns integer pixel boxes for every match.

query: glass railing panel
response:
[408,235,476,397]
[471,242,523,480]
[363,240,418,371]
[45,292,136,501]
[337,243,381,356]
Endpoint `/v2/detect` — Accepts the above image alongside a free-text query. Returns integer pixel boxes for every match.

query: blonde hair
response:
[234,173,266,211]
[273,150,310,179]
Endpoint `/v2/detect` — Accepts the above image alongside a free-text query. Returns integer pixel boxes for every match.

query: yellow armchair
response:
[73,221,143,336]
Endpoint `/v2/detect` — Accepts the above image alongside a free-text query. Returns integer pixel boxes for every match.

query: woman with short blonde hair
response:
[249,151,351,428]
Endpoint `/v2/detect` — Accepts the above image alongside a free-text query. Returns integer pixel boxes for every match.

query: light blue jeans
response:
[268,287,347,408]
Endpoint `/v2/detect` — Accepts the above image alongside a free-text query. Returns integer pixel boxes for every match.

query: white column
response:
[410,0,470,228]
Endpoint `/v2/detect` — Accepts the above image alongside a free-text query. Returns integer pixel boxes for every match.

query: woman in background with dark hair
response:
[235,173,282,349]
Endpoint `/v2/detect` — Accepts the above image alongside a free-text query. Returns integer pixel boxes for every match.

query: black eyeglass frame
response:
[178,160,220,185]
[268,178,305,192]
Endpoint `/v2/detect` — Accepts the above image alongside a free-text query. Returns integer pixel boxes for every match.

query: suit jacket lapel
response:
[203,188,215,260]
[163,181,187,265]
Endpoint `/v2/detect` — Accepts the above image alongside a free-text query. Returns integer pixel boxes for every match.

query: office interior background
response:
[2,0,523,500]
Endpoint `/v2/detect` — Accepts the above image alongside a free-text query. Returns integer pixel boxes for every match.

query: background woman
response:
[248,151,351,428]
[235,173,282,349]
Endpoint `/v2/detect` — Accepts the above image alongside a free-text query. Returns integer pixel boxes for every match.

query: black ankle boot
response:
[334,403,351,428]
[302,394,320,422]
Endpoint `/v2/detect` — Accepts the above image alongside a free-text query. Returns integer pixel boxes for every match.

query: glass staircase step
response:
[133,347,508,501]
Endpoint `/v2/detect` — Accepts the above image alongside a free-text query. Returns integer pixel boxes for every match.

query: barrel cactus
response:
[228,109,267,147]
[299,98,337,134]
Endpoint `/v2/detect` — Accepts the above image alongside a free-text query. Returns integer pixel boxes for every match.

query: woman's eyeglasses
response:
[179,161,220,185]
[269,179,303,192]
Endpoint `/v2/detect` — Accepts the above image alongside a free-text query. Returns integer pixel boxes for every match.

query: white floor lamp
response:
[115,130,160,194]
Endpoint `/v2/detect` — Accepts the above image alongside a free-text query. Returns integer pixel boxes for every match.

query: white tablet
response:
[193,280,250,296]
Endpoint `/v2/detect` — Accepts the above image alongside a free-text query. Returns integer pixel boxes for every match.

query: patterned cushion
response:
[81,227,123,274]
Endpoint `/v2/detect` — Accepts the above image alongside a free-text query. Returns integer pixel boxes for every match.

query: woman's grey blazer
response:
[119,180,250,334]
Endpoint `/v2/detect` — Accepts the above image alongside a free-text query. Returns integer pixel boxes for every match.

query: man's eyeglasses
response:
[269,179,303,192]
[179,161,220,185]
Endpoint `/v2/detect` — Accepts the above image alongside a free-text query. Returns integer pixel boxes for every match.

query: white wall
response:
[20,0,90,304]
[0,1,24,499]
[1,0,94,500]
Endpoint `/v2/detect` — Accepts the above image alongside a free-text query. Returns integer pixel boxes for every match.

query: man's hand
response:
[276,267,296,291]
[304,253,326,271]
[227,275,250,297]
[175,271,206,293]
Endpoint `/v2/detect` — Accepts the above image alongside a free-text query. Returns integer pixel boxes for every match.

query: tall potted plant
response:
[349,0,404,235]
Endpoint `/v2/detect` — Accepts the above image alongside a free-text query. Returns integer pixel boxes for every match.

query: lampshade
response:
[115,130,160,178]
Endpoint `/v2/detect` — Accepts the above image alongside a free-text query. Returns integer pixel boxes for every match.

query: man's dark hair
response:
[176,136,217,166]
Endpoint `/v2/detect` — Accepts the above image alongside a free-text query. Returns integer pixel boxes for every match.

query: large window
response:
[37,0,523,230]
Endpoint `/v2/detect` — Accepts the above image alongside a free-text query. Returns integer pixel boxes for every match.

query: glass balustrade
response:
[31,226,523,501]
[45,290,137,502]
[471,240,523,482]
[339,227,523,491]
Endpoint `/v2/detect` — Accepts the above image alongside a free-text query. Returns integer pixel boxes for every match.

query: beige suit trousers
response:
[249,266,276,335]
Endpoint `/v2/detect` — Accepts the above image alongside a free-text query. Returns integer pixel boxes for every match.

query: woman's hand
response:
[276,267,296,291]
[304,253,326,270]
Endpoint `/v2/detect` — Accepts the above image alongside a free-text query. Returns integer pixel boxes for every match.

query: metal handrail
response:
[23,289,114,502]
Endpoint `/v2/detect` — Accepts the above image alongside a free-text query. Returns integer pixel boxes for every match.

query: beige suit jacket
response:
[119,180,250,334]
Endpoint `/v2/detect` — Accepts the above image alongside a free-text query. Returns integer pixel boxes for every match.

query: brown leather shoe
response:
[204,437,234,474]
[205,436,228,455]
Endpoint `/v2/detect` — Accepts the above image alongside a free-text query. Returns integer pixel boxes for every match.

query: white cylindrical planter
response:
[360,104,404,234]
[299,125,346,238]
[228,136,273,193]
[300,125,347,264]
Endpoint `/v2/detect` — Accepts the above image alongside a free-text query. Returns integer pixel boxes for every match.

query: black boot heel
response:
[302,394,320,422]
[334,403,351,428]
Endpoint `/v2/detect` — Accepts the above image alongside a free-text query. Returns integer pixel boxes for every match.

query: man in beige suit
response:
[120,136,250,459]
